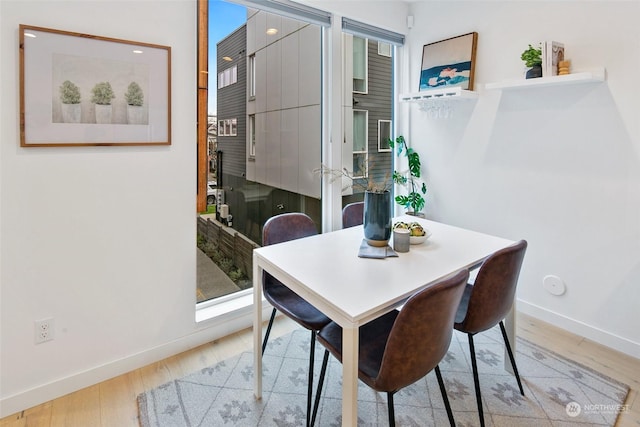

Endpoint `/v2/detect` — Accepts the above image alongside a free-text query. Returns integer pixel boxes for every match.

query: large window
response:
[198,3,399,309]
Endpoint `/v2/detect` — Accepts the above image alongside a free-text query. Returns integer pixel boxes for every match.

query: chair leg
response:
[434,365,456,427]
[387,391,396,427]
[310,350,330,427]
[306,331,316,427]
[261,308,277,355]
[499,321,525,396]
[468,333,485,427]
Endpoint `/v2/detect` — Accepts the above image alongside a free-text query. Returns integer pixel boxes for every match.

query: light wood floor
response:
[2,312,639,426]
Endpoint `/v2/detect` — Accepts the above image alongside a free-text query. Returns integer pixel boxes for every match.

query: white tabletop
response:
[253,216,515,426]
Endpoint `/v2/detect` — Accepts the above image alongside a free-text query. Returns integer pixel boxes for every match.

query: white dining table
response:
[252,215,516,426]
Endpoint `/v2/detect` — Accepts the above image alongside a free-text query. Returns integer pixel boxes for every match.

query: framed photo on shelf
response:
[19,25,171,147]
[419,32,478,92]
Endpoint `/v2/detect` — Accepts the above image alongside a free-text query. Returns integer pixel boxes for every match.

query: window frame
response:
[352,36,368,94]
[248,114,256,158]
[352,109,368,179]
[377,119,392,152]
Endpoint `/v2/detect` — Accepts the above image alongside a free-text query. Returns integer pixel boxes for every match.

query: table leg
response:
[342,325,358,426]
[253,256,263,399]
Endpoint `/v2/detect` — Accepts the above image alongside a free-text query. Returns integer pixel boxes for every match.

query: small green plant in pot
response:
[521,44,542,78]
[59,80,82,123]
[91,82,115,124]
[125,82,145,124]
[390,135,427,216]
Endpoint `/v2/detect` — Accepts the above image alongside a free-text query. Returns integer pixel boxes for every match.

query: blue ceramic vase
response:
[363,190,392,247]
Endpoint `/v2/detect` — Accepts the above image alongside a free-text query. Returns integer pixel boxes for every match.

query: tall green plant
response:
[390,135,427,214]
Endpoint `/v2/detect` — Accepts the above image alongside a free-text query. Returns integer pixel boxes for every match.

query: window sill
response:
[195,289,271,324]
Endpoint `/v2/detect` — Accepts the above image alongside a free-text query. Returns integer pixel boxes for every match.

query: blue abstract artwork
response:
[420,61,472,90]
[419,32,477,92]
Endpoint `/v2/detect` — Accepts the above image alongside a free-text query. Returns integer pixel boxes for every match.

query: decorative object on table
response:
[392,227,410,253]
[357,239,398,259]
[521,43,543,79]
[124,81,147,124]
[542,40,565,76]
[315,162,392,246]
[558,59,571,75]
[419,32,478,92]
[394,220,430,245]
[19,24,171,147]
[58,80,81,123]
[91,82,115,124]
[363,190,392,247]
[389,135,427,216]
[138,327,630,427]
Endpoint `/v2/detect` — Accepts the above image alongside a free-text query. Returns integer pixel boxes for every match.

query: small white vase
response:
[126,105,146,124]
[61,103,81,123]
[95,104,112,124]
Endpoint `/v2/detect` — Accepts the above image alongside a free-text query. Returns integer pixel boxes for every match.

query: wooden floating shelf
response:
[399,86,479,103]
[485,67,606,91]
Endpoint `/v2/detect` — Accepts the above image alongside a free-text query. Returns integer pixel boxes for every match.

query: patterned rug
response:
[138,326,629,426]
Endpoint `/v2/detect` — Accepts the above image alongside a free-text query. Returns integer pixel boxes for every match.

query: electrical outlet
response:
[35,318,54,344]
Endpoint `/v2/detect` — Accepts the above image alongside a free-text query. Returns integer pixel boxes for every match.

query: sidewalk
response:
[197,248,241,302]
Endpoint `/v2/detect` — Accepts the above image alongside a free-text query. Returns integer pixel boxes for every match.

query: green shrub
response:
[125,82,144,106]
[91,82,115,105]
[59,80,81,104]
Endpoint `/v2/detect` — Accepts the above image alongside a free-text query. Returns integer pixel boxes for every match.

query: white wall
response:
[0,0,257,417]
[404,1,640,357]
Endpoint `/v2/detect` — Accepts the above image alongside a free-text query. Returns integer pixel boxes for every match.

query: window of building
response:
[248,114,256,158]
[353,109,368,178]
[217,65,238,89]
[378,41,392,57]
[218,119,238,136]
[248,54,256,99]
[353,36,368,93]
[378,120,392,152]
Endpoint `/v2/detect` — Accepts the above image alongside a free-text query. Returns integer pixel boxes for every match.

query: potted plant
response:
[389,135,427,217]
[125,82,145,124]
[91,82,115,123]
[316,161,393,246]
[59,80,82,123]
[521,44,543,79]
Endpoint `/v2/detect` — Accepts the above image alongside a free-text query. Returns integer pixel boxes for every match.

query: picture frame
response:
[419,32,478,92]
[19,25,171,147]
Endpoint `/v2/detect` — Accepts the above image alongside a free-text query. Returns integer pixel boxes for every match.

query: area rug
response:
[138,326,629,426]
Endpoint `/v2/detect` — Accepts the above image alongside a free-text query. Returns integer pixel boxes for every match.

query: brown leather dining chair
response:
[311,269,470,427]
[454,240,528,427]
[341,201,364,228]
[261,212,332,427]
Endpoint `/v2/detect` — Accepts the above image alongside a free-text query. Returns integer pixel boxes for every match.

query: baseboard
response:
[517,298,640,359]
[0,303,273,418]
